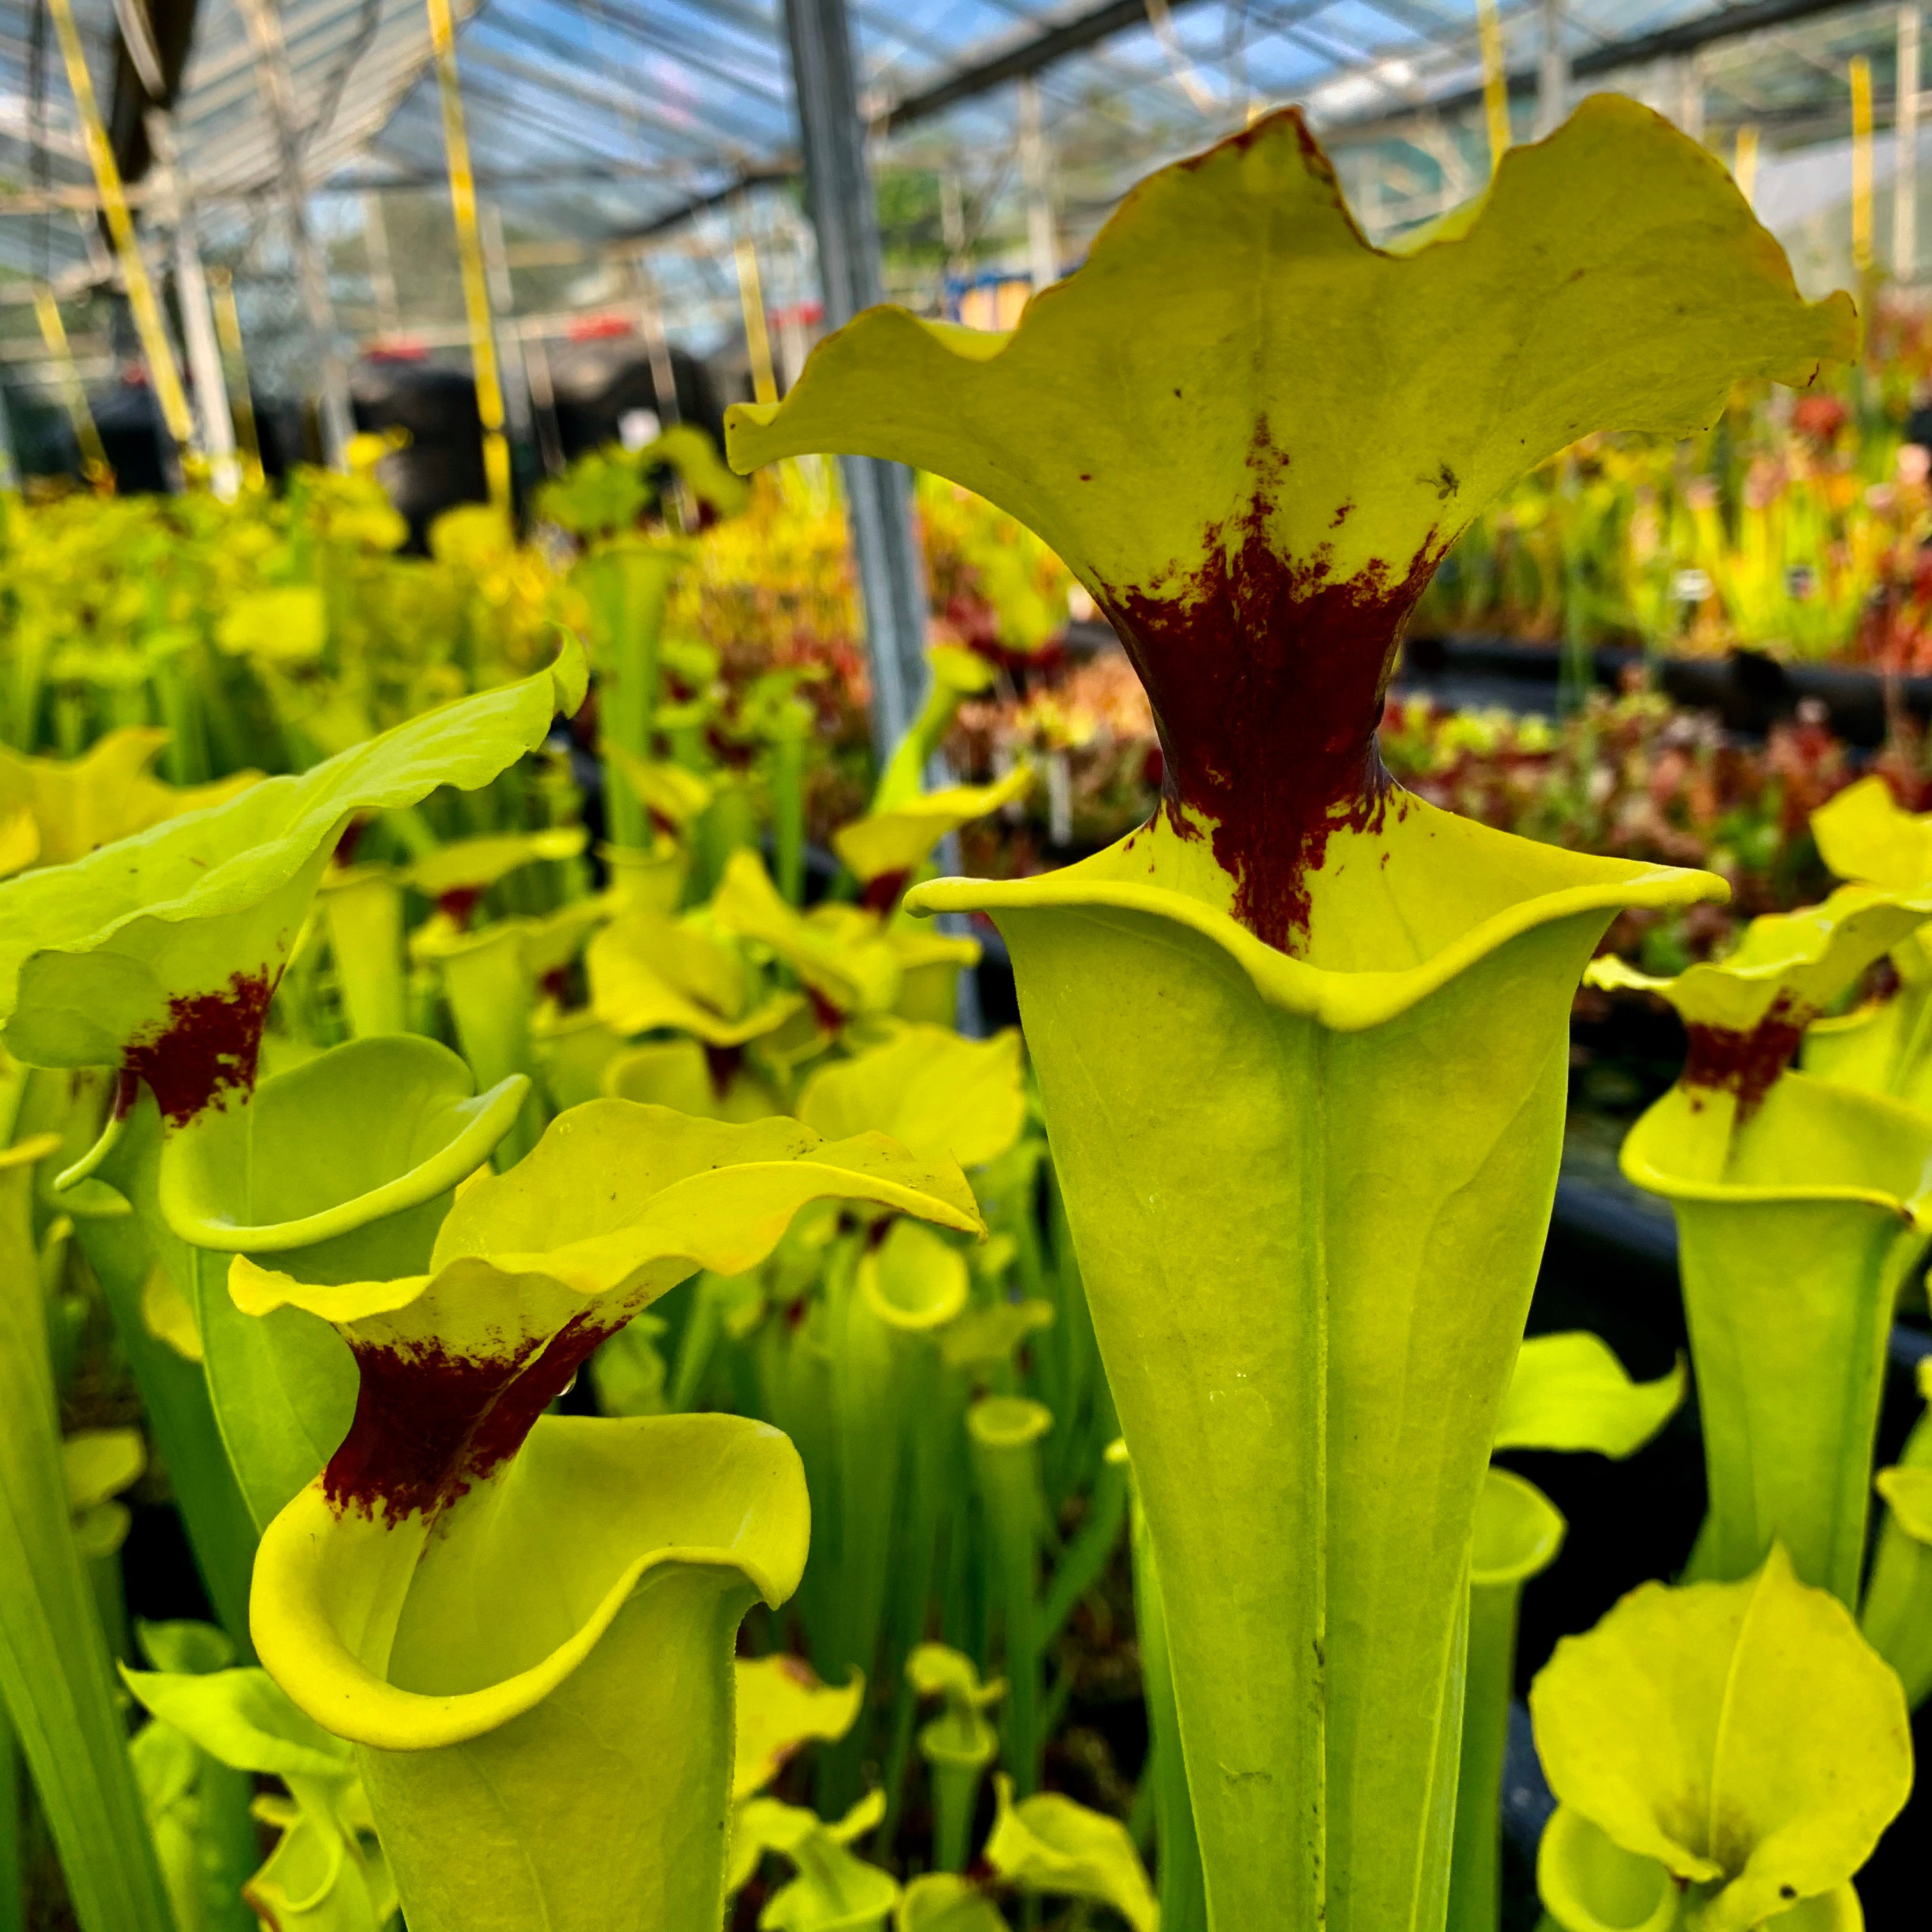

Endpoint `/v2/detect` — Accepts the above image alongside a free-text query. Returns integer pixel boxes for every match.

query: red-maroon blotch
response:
[1681,994,1807,1122]
[123,968,278,1126]
[703,1041,744,1099]
[325,1308,618,1520]
[1100,418,1441,952]
[861,869,911,914]
[437,885,485,929]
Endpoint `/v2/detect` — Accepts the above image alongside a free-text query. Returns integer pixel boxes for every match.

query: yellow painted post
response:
[208,268,266,491]
[32,286,112,491]
[43,0,197,472]
[733,233,779,407]
[1851,54,1875,272]
[425,0,511,514]
[1478,0,1511,173]
[1733,124,1760,205]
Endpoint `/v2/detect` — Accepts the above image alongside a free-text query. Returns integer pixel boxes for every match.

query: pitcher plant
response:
[727,97,1851,1931]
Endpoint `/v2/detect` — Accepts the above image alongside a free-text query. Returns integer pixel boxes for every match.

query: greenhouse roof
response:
[0,0,1912,377]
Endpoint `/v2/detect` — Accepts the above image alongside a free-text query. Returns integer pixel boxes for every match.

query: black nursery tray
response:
[1399,634,1932,749]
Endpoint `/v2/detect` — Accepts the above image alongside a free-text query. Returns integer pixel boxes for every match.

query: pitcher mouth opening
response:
[909,797,1726,1033]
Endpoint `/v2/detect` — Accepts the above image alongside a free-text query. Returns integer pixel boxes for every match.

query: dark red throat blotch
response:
[123,968,279,1127]
[1099,419,1442,953]
[1681,994,1809,1124]
[324,1308,618,1521]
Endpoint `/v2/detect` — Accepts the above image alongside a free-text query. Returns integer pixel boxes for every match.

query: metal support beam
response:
[150,113,241,498]
[882,0,1211,130]
[480,201,533,448]
[425,0,511,510]
[1018,76,1059,288]
[1899,6,1920,280]
[1537,0,1565,135]
[362,190,401,332]
[1679,52,1706,141]
[1328,0,1883,145]
[233,0,355,464]
[781,0,930,766]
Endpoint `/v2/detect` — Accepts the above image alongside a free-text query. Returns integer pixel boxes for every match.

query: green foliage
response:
[5,86,1924,1932]
[1532,1548,1912,1931]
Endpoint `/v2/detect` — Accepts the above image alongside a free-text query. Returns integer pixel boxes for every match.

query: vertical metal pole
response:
[33,286,112,488]
[362,191,401,334]
[630,259,681,427]
[1734,125,1760,206]
[1899,7,1920,282]
[209,268,266,489]
[522,325,565,477]
[939,171,966,318]
[43,0,197,470]
[1679,54,1705,142]
[1853,54,1876,273]
[734,227,779,406]
[781,0,930,765]
[0,374,19,493]
[232,0,354,464]
[425,0,510,512]
[1537,0,1565,137]
[776,220,812,390]
[480,201,533,450]
[1018,78,1059,289]
[1476,0,1510,171]
[150,112,240,498]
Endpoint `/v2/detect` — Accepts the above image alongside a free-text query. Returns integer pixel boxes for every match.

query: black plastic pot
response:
[545,330,732,461]
[1399,633,1932,749]
[351,350,488,549]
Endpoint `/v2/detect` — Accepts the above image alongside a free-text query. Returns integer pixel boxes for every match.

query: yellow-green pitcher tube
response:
[256,1413,809,1932]
[1621,1074,1932,1604]
[916,830,1708,1932]
[1128,1456,1208,1932]
[726,96,1846,1932]
[1447,1469,1566,1932]
[581,540,682,854]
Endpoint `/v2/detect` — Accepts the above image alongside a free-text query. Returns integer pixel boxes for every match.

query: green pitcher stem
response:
[436,929,544,1170]
[1038,1454,1128,1642]
[693,780,758,905]
[0,1712,21,1932]
[66,1206,257,1651]
[878,1346,960,1851]
[1859,1477,1932,1706]
[1130,1479,1208,1932]
[1678,1208,1924,1605]
[1446,1578,1526,1932]
[199,1759,264,1932]
[668,1273,724,1413]
[323,873,408,1038]
[771,724,808,907]
[0,1162,178,1932]
[819,1244,908,1813]
[593,544,678,854]
[930,1749,987,1874]
[151,656,210,786]
[969,1402,1050,1797]
[917,875,1641,1932]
